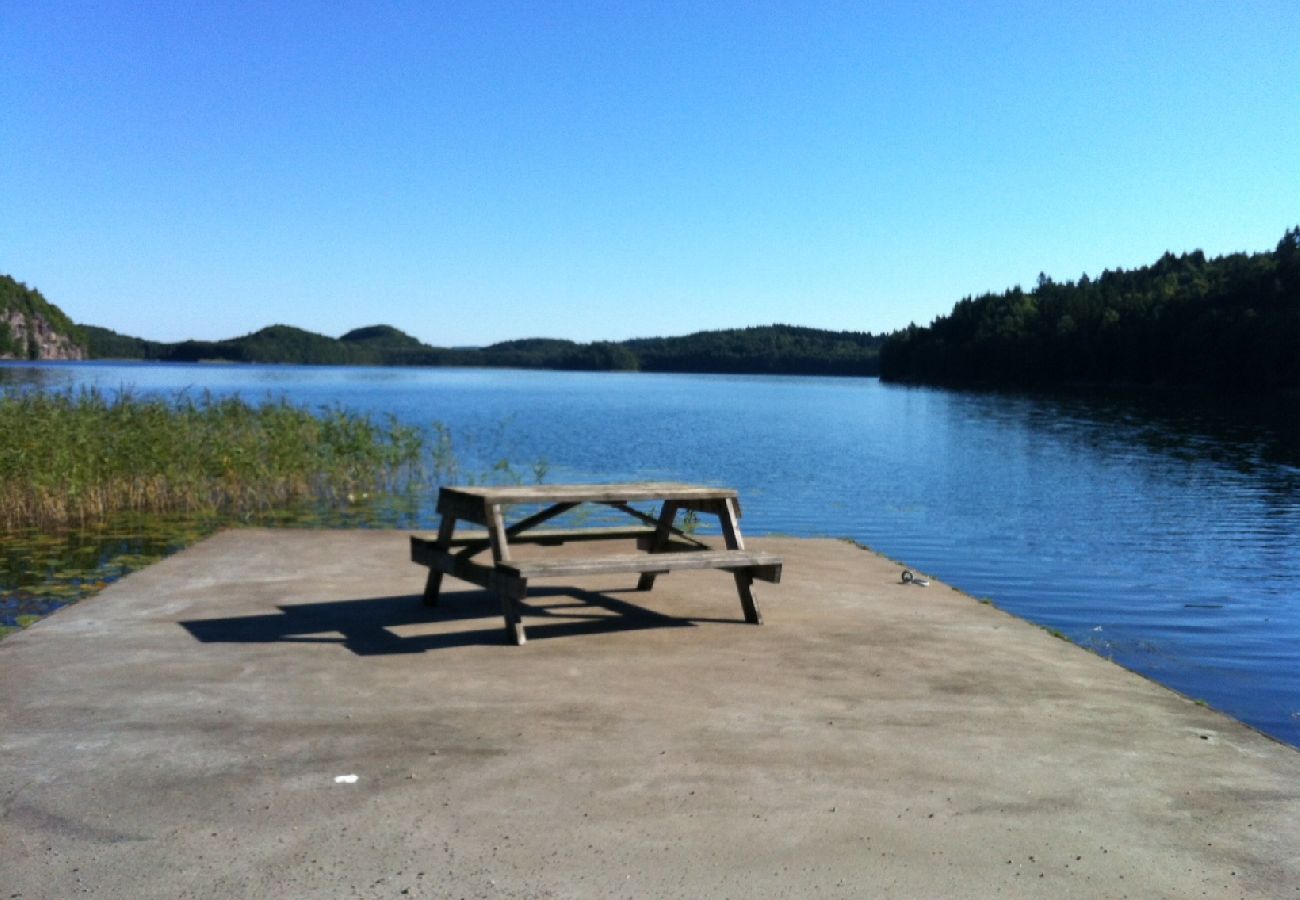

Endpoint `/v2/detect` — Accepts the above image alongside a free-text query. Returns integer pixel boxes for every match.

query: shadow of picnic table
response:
[179,586,740,654]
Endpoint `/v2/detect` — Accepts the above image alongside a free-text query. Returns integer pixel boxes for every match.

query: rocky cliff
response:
[0,309,87,360]
[0,275,88,360]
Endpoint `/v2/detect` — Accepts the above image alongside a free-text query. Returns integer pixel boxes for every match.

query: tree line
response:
[10,227,1299,390]
[880,228,1300,391]
[80,322,886,376]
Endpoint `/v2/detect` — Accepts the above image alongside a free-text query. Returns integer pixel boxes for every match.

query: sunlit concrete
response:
[2,529,1296,898]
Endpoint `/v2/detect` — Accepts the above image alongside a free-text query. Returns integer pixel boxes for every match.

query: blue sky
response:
[3,1,1296,346]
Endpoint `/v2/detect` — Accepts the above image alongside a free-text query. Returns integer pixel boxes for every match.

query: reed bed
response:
[0,389,427,530]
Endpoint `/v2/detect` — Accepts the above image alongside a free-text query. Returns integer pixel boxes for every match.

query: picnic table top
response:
[439,482,739,505]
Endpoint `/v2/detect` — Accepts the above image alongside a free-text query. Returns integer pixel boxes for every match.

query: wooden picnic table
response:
[410,482,783,645]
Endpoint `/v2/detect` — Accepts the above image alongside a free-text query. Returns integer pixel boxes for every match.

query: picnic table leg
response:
[423,514,457,606]
[717,497,763,625]
[636,500,679,591]
[488,503,527,645]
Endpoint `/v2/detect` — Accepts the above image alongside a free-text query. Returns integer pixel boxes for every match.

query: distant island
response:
[4,226,1297,390]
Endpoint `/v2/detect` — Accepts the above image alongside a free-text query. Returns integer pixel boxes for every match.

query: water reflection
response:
[0,497,427,634]
[874,382,1300,746]
[0,362,75,391]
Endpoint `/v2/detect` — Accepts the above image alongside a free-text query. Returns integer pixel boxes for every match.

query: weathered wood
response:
[634,535,712,553]
[436,526,660,547]
[676,498,725,518]
[410,537,496,589]
[415,483,775,645]
[733,574,762,625]
[485,504,528,644]
[717,497,745,550]
[421,515,457,607]
[600,500,660,527]
[636,500,679,591]
[439,483,738,506]
[505,502,580,537]
[447,502,582,560]
[435,489,489,526]
[487,504,512,563]
[501,595,526,646]
[716,496,762,624]
[497,549,782,582]
[601,501,708,546]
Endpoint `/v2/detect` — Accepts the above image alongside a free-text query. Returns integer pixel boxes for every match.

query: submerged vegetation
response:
[0,389,555,637]
[0,390,426,530]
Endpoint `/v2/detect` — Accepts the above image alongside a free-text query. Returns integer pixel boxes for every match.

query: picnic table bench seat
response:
[410,539,781,595]
[497,548,783,583]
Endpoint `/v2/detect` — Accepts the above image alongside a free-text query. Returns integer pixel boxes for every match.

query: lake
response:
[4,361,1299,748]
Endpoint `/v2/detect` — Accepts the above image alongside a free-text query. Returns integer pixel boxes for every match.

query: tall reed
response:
[0,389,426,529]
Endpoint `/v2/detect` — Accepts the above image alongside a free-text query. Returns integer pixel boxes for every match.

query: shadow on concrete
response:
[179,587,740,653]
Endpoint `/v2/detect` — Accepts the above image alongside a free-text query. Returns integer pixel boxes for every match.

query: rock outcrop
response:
[0,309,88,361]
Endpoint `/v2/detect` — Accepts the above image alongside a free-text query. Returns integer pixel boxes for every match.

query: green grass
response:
[0,389,427,530]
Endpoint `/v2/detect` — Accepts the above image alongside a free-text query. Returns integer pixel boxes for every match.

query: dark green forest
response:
[880,228,1300,391]
[82,323,426,366]
[628,325,883,375]
[81,322,885,376]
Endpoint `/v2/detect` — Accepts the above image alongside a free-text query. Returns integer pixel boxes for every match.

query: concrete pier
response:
[2,529,1297,898]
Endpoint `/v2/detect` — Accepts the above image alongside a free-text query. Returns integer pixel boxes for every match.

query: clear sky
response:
[2,2,1297,347]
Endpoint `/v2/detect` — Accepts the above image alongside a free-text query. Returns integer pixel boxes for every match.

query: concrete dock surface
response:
[2,529,1297,899]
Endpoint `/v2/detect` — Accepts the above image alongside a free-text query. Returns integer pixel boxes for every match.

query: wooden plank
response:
[416,540,780,583]
[715,496,762,624]
[485,503,528,645]
[487,504,512,563]
[439,482,738,506]
[497,549,782,581]
[431,526,659,546]
[601,502,707,545]
[678,498,723,517]
[409,538,496,589]
[717,497,746,550]
[636,500,679,592]
[733,572,763,624]
[421,515,457,606]
[634,535,712,553]
[505,502,580,537]
[447,503,582,560]
[435,489,489,525]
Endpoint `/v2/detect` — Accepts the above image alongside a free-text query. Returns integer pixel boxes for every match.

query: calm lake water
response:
[5,361,1300,747]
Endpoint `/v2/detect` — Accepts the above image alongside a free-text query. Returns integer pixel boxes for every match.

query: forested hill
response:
[880,228,1300,391]
[0,275,87,360]
[80,321,885,376]
[627,325,882,375]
